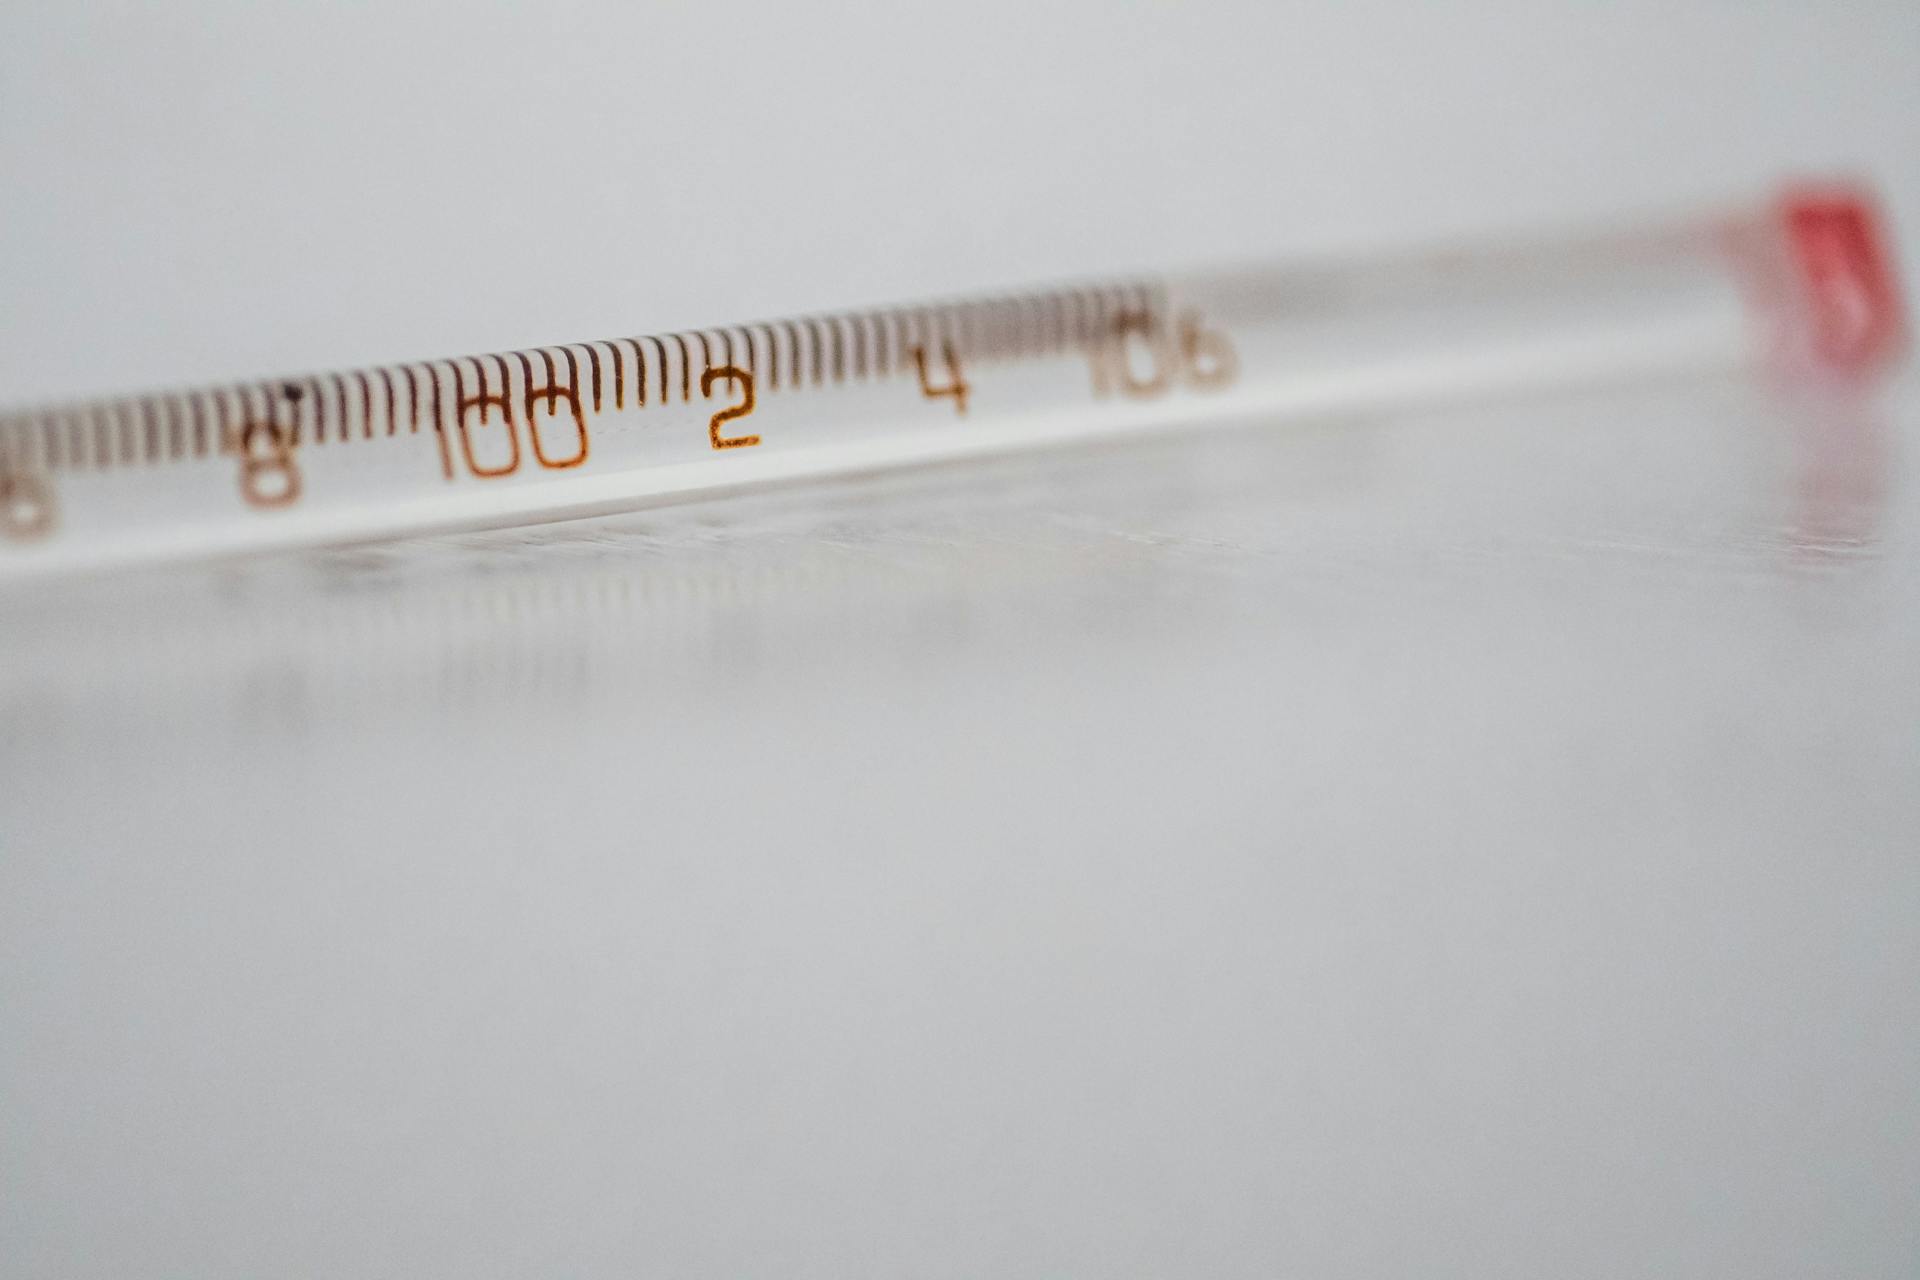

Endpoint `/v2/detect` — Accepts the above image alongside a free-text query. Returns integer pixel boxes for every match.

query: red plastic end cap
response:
[1780,185,1907,379]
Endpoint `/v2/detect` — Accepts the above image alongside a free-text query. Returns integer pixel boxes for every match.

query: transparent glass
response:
[0,183,1903,582]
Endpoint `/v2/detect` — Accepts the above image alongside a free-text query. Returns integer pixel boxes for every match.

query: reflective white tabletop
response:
[4,378,1917,1276]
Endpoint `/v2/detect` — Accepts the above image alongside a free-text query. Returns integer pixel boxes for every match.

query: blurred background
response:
[3,4,1918,1277]
[4,2,1917,398]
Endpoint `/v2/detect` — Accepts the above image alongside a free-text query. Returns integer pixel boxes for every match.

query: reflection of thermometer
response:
[0,181,1904,583]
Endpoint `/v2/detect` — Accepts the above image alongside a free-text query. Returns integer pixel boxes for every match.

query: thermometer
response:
[0,183,1903,583]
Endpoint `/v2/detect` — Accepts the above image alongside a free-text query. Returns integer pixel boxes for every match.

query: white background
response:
[4,4,1919,1278]
[2,2,1916,402]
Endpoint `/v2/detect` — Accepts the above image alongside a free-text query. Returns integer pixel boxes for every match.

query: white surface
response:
[3,4,1919,1277]
[7,380,1920,1276]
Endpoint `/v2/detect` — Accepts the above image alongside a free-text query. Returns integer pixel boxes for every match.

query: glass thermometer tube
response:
[0,182,1904,582]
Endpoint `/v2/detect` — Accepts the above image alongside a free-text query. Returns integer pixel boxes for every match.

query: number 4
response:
[912,343,969,415]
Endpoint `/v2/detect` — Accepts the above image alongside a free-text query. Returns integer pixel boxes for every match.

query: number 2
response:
[703,365,759,449]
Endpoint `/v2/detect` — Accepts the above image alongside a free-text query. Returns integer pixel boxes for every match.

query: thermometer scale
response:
[0,183,1903,582]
